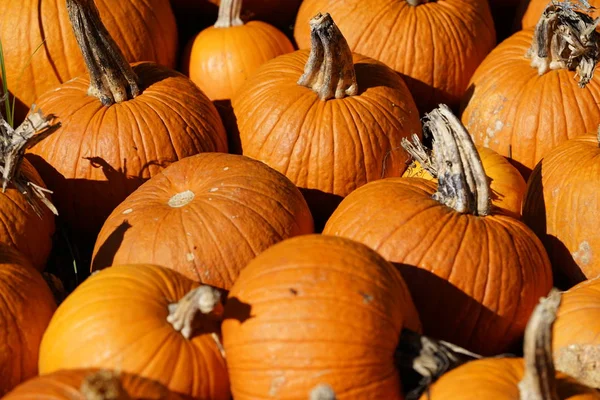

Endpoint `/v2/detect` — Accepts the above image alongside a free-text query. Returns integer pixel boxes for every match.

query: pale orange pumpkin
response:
[91,152,314,289]
[222,234,421,399]
[324,105,553,355]
[0,0,177,125]
[0,243,57,395]
[294,0,496,113]
[39,264,230,399]
[183,0,294,101]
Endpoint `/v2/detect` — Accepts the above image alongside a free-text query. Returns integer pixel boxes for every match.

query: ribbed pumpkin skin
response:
[233,50,421,221]
[403,146,527,219]
[91,153,314,289]
[0,244,57,396]
[0,160,55,271]
[0,0,177,124]
[3,369,183,400]
[222,234,421,400]
[294,0,496,113]
[522,135,600,284]
[38,264,230,399]
[26,63,228,239]
[461,29,600,178]
[323,178,553,355]
[421,358,600,400]
[521,0,600,29]
[184,22,294,100]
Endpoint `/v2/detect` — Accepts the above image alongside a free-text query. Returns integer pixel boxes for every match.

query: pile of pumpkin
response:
[0,0,599,398]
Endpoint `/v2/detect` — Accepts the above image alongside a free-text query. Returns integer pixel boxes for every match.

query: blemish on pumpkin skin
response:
[209,187,219,192]
[223,167,229,171]
[484,120,504,147]
[360,292,373,304]
[122,208,133,215]
[168,190,195,208]
[186,253,195,262]
[269,376,286,396]
[572,241,592,266]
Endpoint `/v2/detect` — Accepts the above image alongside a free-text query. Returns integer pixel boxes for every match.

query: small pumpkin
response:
[294,0,496,113]
[3,369,183,400]
[520,0,600,29]
[0,243,57,395]
[421,290,600,400]
[183,0,294,101]
[324,105,553,355]
[461,3,600,179]
[222,234,422,399]
[0,0,177,125]
[26,0,228,242]
[91,152,314,289]
[233,12,421,228]
[39,264,230,399]
[402,137,527,219]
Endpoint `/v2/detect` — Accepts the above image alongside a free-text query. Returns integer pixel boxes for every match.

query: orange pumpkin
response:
[0,243,57,395]
[294,0,496,113]
[521,0,600,29]
[26,0,228,241]
[403,141,527,219]
[233,13,421,228]
[0,0,177,125]
[91,153,314,289]
[324,105,553,355]
[183,0,294,100]
[421,290,600,400]
[461,3,600,179]
[3,369,183,400]
[39,264,229,399]
[222,234,422,399]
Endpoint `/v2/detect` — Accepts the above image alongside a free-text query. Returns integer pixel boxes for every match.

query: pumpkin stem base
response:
[0,108,59,216]
[167,285,224,340]
[80,370,133,400]
[214,0,244,28]
[310,384,336,400]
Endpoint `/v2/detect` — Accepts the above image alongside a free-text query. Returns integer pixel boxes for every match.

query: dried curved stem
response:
[80,370,132,400]
[526,3,600,88]
[66,0,141,105]
[518,289,562,400]
[298,13,358,100]
[167,285,224,340]
[401,134,438,177]
[214,0,244,28]
[310,384,336,400]
[424,104,490,216]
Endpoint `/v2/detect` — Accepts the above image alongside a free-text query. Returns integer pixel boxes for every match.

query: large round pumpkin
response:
[233,13,421,228]
[222,234,421,399]
[294,0,496,113]
[26,0,228,241]
[324,105,553,355]
[0,0,177,125]
[461,3,600,179]
[91,152,314,289]
[0,244,57,395]
[3,369,183,400]
[38,264,230,399]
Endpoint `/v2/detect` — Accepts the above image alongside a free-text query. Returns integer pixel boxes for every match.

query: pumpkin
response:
[522,132,600,285]
[39,264,229,399]
[221,234,422,399]
[421,290,600,400]
[0,0,177,125]
[91,152,314,289]
[182,0,294,101]
[520,0,600,29]
[551,278,600,389]
[323,105,553,355]
[233,12,421,229]
[293,0,496,113]
[461,3,600,179]
[3,369,183,400]
[25,0,228,242]
[402,137,527,219]
[0,243,57,395]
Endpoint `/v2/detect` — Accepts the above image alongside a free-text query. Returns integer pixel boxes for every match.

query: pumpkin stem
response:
[310,384,336,400]
[406,0,431,5]
[214,0,244,28]
[526,2,600,88]
[167,285,224,340]
[80,370,132,400]
[518,289,562,400]
[66,0,141,106]
[401,134,438,177]
[425,104,491,216]
[0,107,59,216]
[297,13,358,100]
